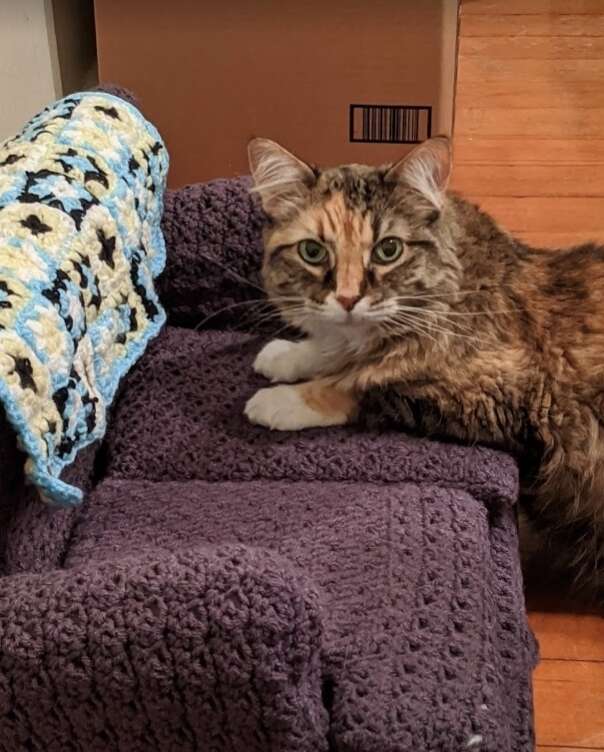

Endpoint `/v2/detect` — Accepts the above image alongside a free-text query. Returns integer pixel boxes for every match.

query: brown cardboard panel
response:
[96,0,458,186]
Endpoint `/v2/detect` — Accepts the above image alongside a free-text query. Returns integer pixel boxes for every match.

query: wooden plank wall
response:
[453,2,604,750]
[453,0,604,250]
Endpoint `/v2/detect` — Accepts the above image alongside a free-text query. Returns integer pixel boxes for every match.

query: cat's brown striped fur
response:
[244,136,604,597]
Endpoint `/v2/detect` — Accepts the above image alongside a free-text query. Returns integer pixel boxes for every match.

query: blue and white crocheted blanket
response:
[0,92,168,506]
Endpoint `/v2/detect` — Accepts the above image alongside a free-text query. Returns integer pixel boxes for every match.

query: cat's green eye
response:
[372,237,404,265]
[298,239,328,265]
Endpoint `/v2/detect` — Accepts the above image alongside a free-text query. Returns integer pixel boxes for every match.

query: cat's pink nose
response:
[336,294,361,312]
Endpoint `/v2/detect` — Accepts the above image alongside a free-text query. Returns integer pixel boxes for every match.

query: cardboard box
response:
[95,0,459,188]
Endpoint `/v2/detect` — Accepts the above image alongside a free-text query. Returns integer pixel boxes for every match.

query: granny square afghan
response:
[0,93,168,505]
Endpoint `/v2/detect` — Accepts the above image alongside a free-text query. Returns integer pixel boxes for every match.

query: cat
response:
[244,135,604,598]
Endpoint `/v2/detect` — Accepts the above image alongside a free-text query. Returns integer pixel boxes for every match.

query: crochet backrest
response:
[157,179,267,331]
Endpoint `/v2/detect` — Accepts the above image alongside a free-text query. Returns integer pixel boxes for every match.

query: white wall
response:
[0,0,61,141]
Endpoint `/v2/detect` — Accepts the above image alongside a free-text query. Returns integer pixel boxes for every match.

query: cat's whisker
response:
[430,311,501,343]
[265,320,302,340]
[386,310,490,347]
[194,295,312,331]
[392,301,515,323]
[389,304,496,343]
[389,307,461,333]
[391,286,506,302]
[425,319,491,344]
[431,312,479,336]
[249,312,288,327]
[432,308,518,317]
[391,296,520,317]
[391,316,449,341]
[195,296,312,331]
[195,250,267,295]
[383,309,442,336]
[391,293,521,316]
[194,299,276,330]
[380,315,441,346]
[253,307,308,327]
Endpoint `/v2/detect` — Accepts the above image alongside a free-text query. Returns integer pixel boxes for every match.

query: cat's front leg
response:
[245,379,358,430]
[253,338,328,383]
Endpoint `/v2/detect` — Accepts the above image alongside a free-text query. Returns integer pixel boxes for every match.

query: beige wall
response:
[0,0,61,141]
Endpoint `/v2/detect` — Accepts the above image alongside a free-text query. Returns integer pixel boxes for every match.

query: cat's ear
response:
[248,138,317,219]
[385,136,451,210]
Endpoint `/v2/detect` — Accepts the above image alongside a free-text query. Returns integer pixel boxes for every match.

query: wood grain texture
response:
[464,196,604,233]
[462,0,604,14]
[528,611,604,661]
[454,137,604,164]
[456,107,604,138]
[455,80,604,110]
[459,56,604,83]
[456,2,604,749]
[461,13,604,36]
[451,164,604,197]
[534,661,604,748]
[461,34,604,58]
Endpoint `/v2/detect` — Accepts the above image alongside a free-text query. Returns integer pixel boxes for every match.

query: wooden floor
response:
[453,1,604,749]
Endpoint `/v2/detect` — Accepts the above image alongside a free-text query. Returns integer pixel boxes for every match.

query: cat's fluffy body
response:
[245,136,604,596]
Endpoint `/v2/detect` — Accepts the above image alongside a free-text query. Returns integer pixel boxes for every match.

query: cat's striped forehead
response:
[313,191,376,250]
[281,166,425,250]
[311,165,438,242]
[315,165,390,214]
[266,174,421,254]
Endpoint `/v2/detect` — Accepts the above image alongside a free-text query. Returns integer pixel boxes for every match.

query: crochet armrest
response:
[0,407,99,572]
[0,408,98,576]
[0,544,328,751]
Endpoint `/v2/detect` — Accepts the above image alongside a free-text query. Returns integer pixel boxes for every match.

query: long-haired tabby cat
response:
[244,135,604,597]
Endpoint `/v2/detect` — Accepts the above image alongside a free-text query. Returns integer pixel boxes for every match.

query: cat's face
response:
[248,137,461,339]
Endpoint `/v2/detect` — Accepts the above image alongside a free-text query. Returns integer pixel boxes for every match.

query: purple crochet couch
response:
[0,171,538,749]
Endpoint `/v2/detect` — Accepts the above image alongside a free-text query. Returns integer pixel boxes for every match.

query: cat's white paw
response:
[245,385,340,431]
[253,339,314,383]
